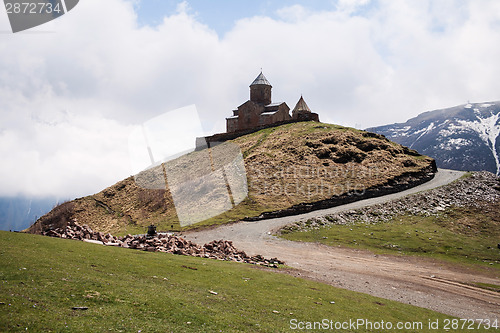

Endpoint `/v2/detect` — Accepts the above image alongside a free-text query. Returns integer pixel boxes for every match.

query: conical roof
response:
[250,71,272,86]
[292,95,311,113]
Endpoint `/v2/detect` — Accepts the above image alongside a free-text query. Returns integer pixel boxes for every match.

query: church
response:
[226,72,319,133]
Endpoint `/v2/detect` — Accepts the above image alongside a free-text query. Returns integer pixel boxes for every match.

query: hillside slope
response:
[368,101,500,175]
[28,122,435,235]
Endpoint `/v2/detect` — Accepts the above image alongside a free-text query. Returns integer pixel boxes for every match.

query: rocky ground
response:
[279,171,500,233]
[42,222,284,268]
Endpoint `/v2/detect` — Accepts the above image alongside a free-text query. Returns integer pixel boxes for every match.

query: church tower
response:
[249,71,272,105]
[292,95,320,122]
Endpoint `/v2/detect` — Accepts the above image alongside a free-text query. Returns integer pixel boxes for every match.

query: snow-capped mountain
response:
[367,102,500,175]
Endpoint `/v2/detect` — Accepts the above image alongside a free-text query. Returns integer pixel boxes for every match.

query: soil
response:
[183,169,500,319]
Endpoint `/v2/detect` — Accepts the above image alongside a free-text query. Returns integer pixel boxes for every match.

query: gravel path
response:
[183,169,500,319]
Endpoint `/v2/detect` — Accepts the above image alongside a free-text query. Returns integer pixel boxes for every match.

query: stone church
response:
[226,72,319,133]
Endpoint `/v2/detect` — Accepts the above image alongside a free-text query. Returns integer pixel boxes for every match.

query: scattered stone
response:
[41,222,284,267]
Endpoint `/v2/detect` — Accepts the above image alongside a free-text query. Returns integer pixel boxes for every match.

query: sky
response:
[1,0,500,200]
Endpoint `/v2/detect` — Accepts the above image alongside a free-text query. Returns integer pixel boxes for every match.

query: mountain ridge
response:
[368,101,500,175]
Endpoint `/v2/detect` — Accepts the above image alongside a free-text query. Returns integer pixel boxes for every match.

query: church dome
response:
[292,95,312,113]
[250,71,272,87]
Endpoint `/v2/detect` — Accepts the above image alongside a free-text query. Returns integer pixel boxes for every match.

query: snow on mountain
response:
[410,122,435,148]
[367,101,500,175]
[464,110,500,175]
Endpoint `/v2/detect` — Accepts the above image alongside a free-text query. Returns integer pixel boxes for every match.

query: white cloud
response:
[1,0,500,198]
[276,4,312,22]
[336,0,372,13]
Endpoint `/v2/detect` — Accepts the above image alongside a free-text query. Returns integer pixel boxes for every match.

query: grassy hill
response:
[27,122,435,236]
[0,231,457,332]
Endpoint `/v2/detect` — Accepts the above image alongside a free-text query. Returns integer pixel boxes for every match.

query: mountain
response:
[367,102,500,175]
[0,196,58,231]
[27,122,436,235]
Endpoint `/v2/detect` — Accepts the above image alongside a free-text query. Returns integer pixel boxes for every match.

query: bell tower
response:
[249,71,272,105]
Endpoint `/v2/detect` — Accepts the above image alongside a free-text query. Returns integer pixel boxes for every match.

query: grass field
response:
[280,206,500,270]
[0,231,464,332]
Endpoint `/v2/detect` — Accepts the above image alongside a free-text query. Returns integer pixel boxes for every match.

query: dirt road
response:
[183,169,500,319]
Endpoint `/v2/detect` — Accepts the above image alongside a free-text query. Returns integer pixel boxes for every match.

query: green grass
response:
[0,231,461,332]
[471,282,500,293]
[300,122,358,134]
[280,207,500,270]
[241,127,278,158]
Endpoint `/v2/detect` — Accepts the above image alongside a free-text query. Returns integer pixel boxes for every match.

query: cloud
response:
[0,88,133,197]
[366,0,500,113]
[1,0,500,198]
[336,0,373,13]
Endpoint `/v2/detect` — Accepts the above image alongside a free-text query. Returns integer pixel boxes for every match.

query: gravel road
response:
[183,169,500,319]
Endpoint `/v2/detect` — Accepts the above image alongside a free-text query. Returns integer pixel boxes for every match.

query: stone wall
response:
[294,111,319,122]
[226,117,238,133]
[250,85,272,105]
[197,119,318,150]
[236,101,263,131]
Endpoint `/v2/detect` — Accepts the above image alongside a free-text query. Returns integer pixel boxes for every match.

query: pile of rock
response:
[42,223,284,268]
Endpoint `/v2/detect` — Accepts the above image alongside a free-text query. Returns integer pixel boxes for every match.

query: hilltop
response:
[28,122,436,235]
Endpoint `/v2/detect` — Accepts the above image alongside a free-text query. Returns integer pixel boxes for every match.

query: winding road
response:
[183,169,500,319]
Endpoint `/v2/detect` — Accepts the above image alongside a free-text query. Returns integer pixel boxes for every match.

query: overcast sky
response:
[1,0,500,199]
